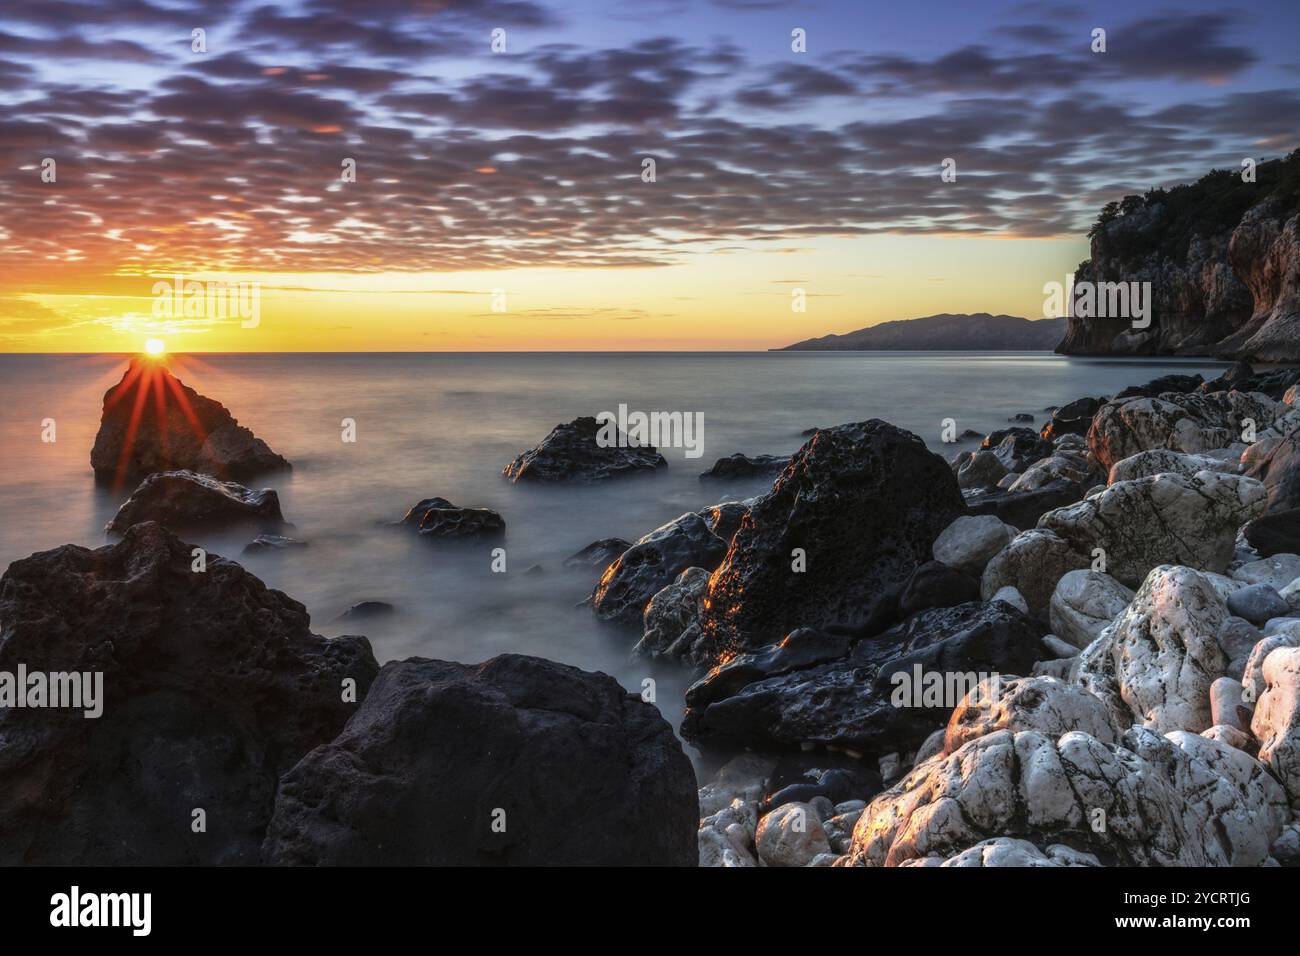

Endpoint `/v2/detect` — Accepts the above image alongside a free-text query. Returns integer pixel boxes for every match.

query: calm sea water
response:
[0,351,1230,742]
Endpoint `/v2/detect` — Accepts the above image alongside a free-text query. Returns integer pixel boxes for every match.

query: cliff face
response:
[1056,151,1300,361]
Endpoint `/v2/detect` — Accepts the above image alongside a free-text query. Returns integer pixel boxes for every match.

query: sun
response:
[144,338,166,356]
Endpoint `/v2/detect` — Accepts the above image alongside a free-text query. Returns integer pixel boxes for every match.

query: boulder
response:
[682,601,1041,758]
[698,799,759,867]
[0,522,377,865]
[943,676,1118,755]
[1107,449,1239,485]
[980,528,1091,620]
[1039,396,1105,442]
[591,513,727,626]
[91,358,290,485]
[1244,508,1300,557]
[699,453,790,481]
[1048,570,1135,650]
[989,431,1052,473]
[1088,391,1283,473]
[931,514,1017,576]
[503,416,667,482]
[755,803,831,867]
[1252,646,1300,807]
[897,560,979,617]
[633,567,711,666]
[106,470,286,534]
[699,421,966,661]
[1038,471,1267,588]
[1226,583,1292,625]
[1231,554,1300,590]
[262,654,697,865]
[1074,566,1229,734]
[964,478,1087,530]
[1007,449,1094,494]
[845,727,1285,867]
[957,450,1007,489]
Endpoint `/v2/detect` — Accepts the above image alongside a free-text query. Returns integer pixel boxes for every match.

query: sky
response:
[0,0,1297,352]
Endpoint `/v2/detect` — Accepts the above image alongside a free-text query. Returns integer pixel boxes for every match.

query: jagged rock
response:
[1245,508,1300,557]
[106,470,286,534]
[991,586,1029,615]
[1040,397,1106,442]
[980,528,1091,620]
[1227,583,1292,625]
[242,534,307,555]
[591,513,726,626]
[698,421,965,662]
[1252,646,1300,807]
[698,501,749,544]
[989,431,1052,473]
[957,450,1007,489]
[1038,471,1267,588]
[932,514,1017,576]
[1049,570,1135,649]
[938,839,1102,867]
[1088,391,1282,473]
[845,726,1285,867]
[1075,566,1229,734]
[682,601,1041,758]
[755,803,830,867]
[0,522,377,865]
[943,676,1118,755]
[1114,373,1205,401]
[502,416,667,482]
[398,497,505,541]
[563,538,630,571]
[1008,450,1094,493]
[633,567,711,666]
[1107,449,1239,485]
[262,654,697,865]
[91,358,290,485]
[700,453,790,480]
[897,561,979,617]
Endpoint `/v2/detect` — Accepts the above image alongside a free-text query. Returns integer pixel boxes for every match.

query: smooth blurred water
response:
[0,351,1230,743]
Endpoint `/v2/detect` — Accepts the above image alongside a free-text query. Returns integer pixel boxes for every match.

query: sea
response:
[0,351,1232,743]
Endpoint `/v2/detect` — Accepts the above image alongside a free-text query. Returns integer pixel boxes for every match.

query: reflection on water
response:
[0,351,1230,748]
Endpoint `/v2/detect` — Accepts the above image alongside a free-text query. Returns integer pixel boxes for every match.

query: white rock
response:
[698,798,759,867]
[1243,632,1300,705]
[940,838,1102,867]
[981,528,1091,619]
[991,585,1029,615]
[1251,646,1300,807]
[755,802,831,867]
[1042,634,1078,658]
[1232,554,1300,591]
[1202,724,1253,752]
[1075,565,1229,734]
[697,752,776,817]
[1049,569,1135,650]
[1209,676,1249,732]
[944,675,1117,755]
[1038,471,1268,588]
[1107,449,1239,485]
[932,514,1018,576]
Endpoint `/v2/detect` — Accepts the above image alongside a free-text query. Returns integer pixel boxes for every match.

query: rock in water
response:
[699,453,791,480]
[563,538,631,571]
[106,470,286,534]
[261,655,697,865]
[0,522,377,865]
[90,358,289,485]
[698,421,966,662]
[591,513,727,626]
[503,416,666,482]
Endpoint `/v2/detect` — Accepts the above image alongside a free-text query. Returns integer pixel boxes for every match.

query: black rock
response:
[243,534,307,555]
[698,501,750,545]
[91,358,289,486]
[399,497,505,541]
[990,430,1052,472]
[106,470,287,534]
[1039,396,1105,442]
[1246,425,1300,513]
[261,654,697,866]
[965,477,1087,530]
[980,426,1040,451]
[898,560,980,617]
[591,513,727,626]
[563,538,631,571]
[697,421,966,664]
[0,522,377,865]
[683,601,1042,758]
[1113,373,1204,400]
[336,601,395,622]
[1226,583,1292,626]
[1244,509,1300,557]
[503,417,667,483]
[763,765,882,814]
[699,453,791,480]
[1007,413,1034,423]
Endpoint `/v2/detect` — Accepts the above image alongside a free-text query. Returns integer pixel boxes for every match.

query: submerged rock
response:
[699,453,790,481]
[261,654,697,865]
[503,416,666,483]
[0,522,377,865]
[242,534,307,555]
[106,469,286,534]
[91,358,289,485]
[698,421,966,663]
[399,497,505,541]
[563,537,630,571]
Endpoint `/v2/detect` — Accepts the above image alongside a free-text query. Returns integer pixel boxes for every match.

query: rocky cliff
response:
[1056,149,1300,361]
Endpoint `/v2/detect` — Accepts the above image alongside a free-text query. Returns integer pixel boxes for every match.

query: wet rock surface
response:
[503,416,667,482]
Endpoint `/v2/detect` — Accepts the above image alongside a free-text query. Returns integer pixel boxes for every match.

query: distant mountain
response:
[775,313,1067,351]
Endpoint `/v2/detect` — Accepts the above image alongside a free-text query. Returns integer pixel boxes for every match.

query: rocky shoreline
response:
[5,357,1300,866]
